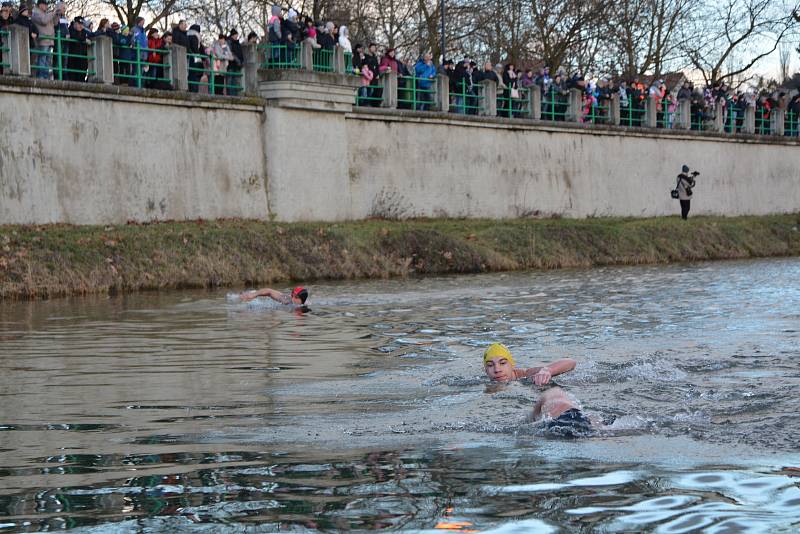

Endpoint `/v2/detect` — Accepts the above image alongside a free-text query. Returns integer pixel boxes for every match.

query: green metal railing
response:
[541,90,568,121]
[723,102,743,134]
[30,33,96,81]
[0,30,10,72]
[259,43,301,69]
[584,99,610,124]
[355,80,383,107]
[785,111,798,137]
[449,83,483,114]
[344,51,354,74]
[186,52,242,94]
[112,43,170,88]
[620,103,646,127]
[312,48,334,72]
[755,106,772,135]
[397,75,437,110]
[656,107,677,129]
[497,87,530,118]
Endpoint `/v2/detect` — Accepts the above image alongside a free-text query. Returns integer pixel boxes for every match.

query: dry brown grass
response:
[1,215,798,300]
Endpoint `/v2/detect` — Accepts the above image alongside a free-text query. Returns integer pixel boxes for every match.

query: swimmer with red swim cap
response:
[240,285,309,311]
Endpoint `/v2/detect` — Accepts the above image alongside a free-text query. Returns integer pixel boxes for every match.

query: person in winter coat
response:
[146,27,163,88]
[31,0,63,78]
[281,8,300,62]
[129,17,147,87]
[338,25,351,53]
[365,43,381,106]
[13,4,37,51]
[414,53,436,110]
[351,43,366,72]
[302,16,320,49]
[172,20,189,49]
[378,47,400,75]
[358,62,373,104]
[501,63,520,117]
[187,23,203,91]
[267,5,282,64]
[0,3,13,75]
[317,21,335,50]
[66,16,90,82]
[226,28,243,95]
[211,33,234,95]
[675,164,698,220]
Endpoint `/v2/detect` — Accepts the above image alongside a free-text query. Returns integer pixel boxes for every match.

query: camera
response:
[691,171,700,176]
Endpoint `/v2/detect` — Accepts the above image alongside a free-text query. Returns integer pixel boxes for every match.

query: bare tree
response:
[528,0,607,73]
[681,0,800,85]
[779,40,792,82]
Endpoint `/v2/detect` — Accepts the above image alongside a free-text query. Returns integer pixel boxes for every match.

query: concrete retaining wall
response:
[1,76,798,225]
[0,82,267,225]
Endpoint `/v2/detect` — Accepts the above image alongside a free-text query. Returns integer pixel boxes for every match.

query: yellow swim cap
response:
[483,343,515,366]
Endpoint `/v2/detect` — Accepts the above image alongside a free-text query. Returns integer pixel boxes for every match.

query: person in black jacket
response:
[364,42,380,106]
[13,4,37,50]
[187,23,203,92]
[172,20,189,49]
[227,28,243,95]
[66,16,91,82]
[317,21,335,50]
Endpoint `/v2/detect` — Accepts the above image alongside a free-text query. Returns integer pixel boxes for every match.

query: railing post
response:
[645,95,658,128]
[168,43,188,91]
[8,24,30,76]
[89,35,113,84]
[529,84,541,120]
[436,74,449,113]
[242,43,258,95]
[300,41,313,71]
[609,93,621,126]
[675,99,690,129]
[480,79,496,116]
[743,105,755,134]
[772,108,784,136]
[381,70,397,108]
[713,101,724,132]
[567,88,583,122]
[333,45,345,74]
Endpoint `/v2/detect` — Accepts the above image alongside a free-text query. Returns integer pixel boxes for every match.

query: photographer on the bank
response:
[673,165,698,220]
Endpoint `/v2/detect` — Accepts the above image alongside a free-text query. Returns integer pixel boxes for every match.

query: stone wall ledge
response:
[0,75,265,111]
[347,107,800,146]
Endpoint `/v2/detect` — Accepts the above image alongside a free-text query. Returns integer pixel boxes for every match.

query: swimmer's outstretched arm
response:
[520,358,576,385]
[239,287,287,303]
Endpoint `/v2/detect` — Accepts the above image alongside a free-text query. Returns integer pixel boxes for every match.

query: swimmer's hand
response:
[528,367,552,385]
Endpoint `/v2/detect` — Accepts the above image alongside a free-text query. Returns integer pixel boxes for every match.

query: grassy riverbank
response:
[1,215,798,300]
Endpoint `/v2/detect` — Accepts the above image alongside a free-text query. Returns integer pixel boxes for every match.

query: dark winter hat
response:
[189,23,200,32]
[682,165,690,173]
[111,21,119,28]
[229,28,238,36]
[73,16,85,24]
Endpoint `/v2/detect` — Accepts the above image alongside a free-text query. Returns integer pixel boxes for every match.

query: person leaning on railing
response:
[211,32,234,95]
[66,16,90,82]
[0,3,11,75]
[186,23,202,91]
[13,4,37,51]
[414,53,436,111]
[31,0,63,79]
[227,29,243,96]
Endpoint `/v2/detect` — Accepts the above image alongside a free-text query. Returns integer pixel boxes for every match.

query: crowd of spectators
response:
[2,2,798,130]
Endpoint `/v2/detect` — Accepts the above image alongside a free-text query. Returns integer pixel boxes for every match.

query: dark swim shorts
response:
[545,408,593,438]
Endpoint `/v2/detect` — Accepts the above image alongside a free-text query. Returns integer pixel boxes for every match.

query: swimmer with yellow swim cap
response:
[483,343,591,434]
[483,343,575,384]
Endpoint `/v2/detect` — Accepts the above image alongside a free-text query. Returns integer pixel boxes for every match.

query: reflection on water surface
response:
[1,258,799,532]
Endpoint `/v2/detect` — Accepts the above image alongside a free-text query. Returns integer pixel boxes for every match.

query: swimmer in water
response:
[483,343,591,435]
[240,285,310,311]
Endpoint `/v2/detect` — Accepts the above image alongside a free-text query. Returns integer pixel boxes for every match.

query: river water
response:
[1,257,799,533]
